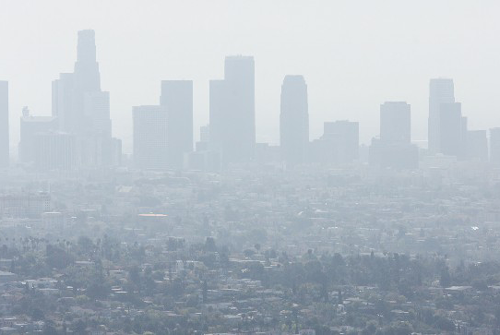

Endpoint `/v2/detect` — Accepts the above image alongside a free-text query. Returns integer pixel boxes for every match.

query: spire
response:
[77,30,97,63]
[74,29,101,93]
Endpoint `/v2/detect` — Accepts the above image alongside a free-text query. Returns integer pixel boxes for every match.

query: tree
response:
[440,266,451,288]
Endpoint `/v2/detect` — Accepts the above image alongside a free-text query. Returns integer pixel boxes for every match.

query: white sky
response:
[1,0,500,153]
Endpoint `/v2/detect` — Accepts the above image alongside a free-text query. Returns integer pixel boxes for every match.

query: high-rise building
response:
[490,128,500,165]
[380,102,411,143]
[51,30,120,169]
[370,101,418,169]
[428,78,455,153]
[312,120,358,165]
[83,91,111,137]
[280,75,309,165]
[74,30,101,94]
[0,81,8,167]
[196,125,210,152]
[133,105,168,169]
[439,102,463,157]
[19,107,58,164]
[52,73,76,132]
[160,80,193,168]
[209,56,255,163]
[466,130,488,161]
[34,132,76,171]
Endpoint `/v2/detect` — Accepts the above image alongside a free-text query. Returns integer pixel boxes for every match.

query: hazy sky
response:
[1,0,500,153]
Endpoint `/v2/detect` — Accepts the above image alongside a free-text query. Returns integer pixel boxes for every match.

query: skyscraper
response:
[0,81,8,167]
[133,105,168,169]
[280,75,309,165]
[74,30,101,94]
[428,78,455,153]
[380,102,411,143]
[160,80,193,168]
[209,56,255,163]
[370,101,418,169]
[52,73,76,133]
[52,30,120,168]
[439,102,463,157]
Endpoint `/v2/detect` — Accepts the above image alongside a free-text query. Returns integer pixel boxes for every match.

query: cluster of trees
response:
[5,233,500,334]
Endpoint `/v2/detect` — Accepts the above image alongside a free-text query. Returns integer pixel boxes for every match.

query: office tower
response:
[439,102,463,157]
[316,120,359,165]
[196,125,210,152]
[280,75,309,165]
[35,132,76,170]
[83,91,111,137]
[490,128,500,165]
[19,107,58,164]
[160,80,193,168]
[52,73,76,132]
[428,78,455,153]
[209,56,255,163]
[466,130,488,161]
[0,81,8,167]
[133,105,168,169]
[74,30,101,94]
[370,102,418,169]
[186,125,221,172]
[380,102,410,143]
[51,30,120,169]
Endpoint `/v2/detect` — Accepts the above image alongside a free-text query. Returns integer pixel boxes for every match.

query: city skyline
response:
[1,1,499,153]
[0,29,498,170]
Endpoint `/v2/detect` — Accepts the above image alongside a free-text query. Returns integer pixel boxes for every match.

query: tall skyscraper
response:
[160,80,193,168]
[280,75,309,165]
[52,73,76,133]
[370,101,418,169]
[439,102,463,157]
[0,81,8,167]
[209,56,255,163]
[133,105,168,169]
[380,102,411,143]
[428,78,455,153]
[74,30,101,94]
[369,101,418,169]
[52,30,120,169]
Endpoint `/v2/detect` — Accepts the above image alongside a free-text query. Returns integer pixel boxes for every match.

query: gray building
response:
[35,132,76,170]
[280,75,309,165]
[466,130,488,161]
[439,102,463,157]
[19,108,58,164]
[380,101,411,144]
[133,105,168,169]
[428,78,455,153]
[311,120,359,165]
[52,30,120,169]
[370,101,418,169]
[209,56,255,163]
[160,80,193,168]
